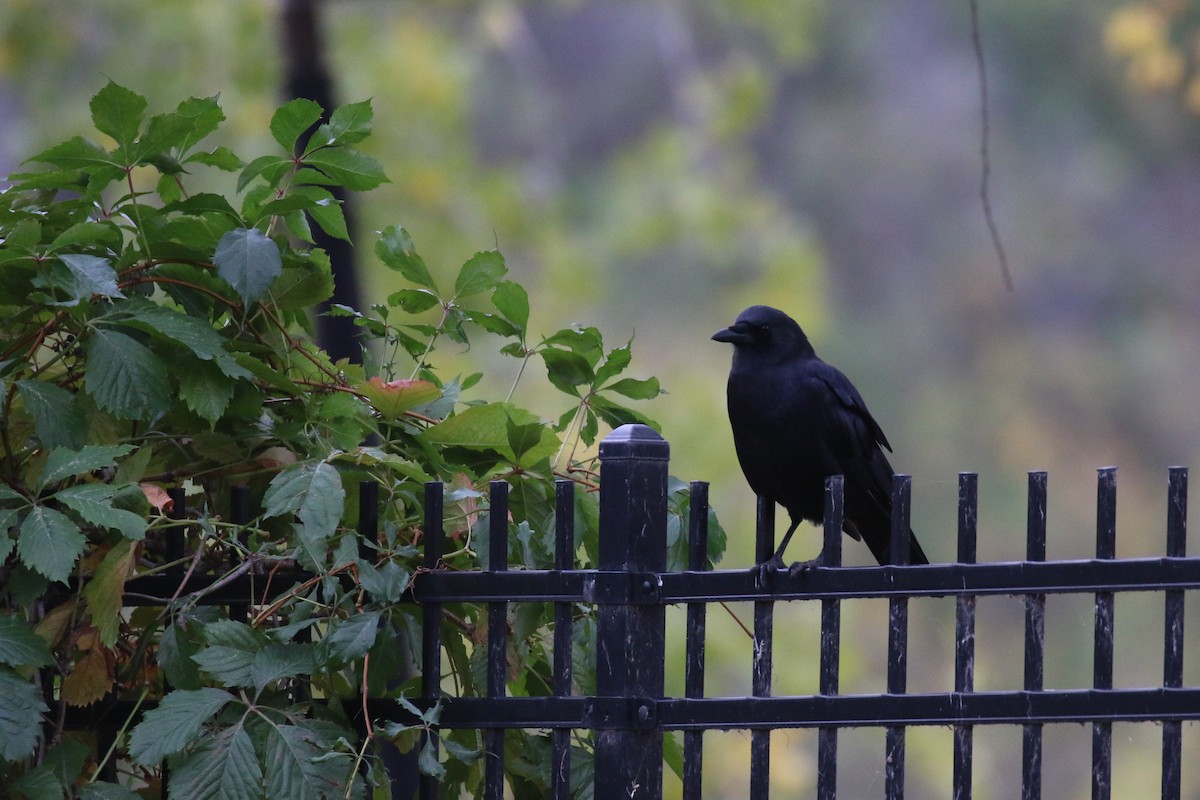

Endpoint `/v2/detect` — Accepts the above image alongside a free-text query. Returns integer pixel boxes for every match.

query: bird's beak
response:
[712,323,751,345]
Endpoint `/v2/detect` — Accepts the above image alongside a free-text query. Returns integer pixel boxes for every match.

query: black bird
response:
[713,305,929,573]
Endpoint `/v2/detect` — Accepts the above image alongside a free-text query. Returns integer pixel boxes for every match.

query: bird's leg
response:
[754,517,806,588]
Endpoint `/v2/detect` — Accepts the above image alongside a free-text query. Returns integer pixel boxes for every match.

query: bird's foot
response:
[752,556,786,590]
[786,557,821,576]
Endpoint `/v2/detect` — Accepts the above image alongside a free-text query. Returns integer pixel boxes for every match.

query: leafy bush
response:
[0,82,721,798]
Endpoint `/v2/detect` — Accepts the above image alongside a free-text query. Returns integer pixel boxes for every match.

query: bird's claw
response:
[754,555,821,589]
[786,557,820,576]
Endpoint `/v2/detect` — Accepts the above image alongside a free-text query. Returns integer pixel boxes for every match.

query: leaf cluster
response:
[0,83,722,798]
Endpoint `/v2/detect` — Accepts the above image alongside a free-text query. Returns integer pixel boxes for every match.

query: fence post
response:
[593,424,669,800]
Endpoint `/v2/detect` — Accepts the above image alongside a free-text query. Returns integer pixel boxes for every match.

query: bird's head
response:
[712,305,816,361]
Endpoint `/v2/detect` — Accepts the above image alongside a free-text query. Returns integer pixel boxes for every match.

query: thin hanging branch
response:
[970,0,1014,291]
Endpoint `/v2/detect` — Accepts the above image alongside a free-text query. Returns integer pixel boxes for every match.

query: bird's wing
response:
[813,366,893,454]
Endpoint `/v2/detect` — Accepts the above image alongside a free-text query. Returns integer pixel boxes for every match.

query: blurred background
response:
[3,0,1200,796]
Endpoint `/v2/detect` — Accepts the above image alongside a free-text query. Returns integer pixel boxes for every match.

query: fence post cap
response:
[598,424,669,461]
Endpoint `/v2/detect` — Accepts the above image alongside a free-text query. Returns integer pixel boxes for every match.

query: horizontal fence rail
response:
[51,424,1199,799]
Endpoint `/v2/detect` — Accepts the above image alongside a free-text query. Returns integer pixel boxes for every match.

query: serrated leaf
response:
[375,226,437,290]
[61,645,113,706]
[81,782,145,800]
[0,615,53,668]
[15,380,88,450]
[169,724,261,800]
[49,221,119,251]
[84,540,138,646]
[492,280,529,334]
[17,506,85,583]
[425,403,559,466]
[91,81,147,153]
[453,250,506,299]
[319,610,380,666]
[192,620,266,688]
[237,154,291,193]
[214,227,283,307]
[0,669,48,761]
[603,376,662,400]
[178,358,235,424]
[271,97,324,152]
[107,299,251,379]
[265,723,347,800]
[85,328,171,420]
[158,620,204,690]
[312,99,374,148]
[56,483,146,540]
[38,444,135,490]
[418,737,445,779]
[250,642,316,693]
[187,146,243,171]
[262,461,345,543]
[593,343,632,386]
[171,95,226,154]
[270,255,334,310]
[302,147,387,190]
[386,287,441,314]
[27,136,116,171]
[540,348,594,395]
[355,377,440,419]
[130,688,236,765]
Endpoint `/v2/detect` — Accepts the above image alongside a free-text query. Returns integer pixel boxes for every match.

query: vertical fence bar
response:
[1092,468,1116,800]
[166,487,186,567]
[228,485,252,624]
[485,481,510,799]
[1022,471,1047,800]
[885,475,912,800]
[552,480,575,800]
[1162,467,1187,800]
[357,480,378,562]
[818,475,844,800]
[594,425,669,800]
[953,473,978,800]
[420,481,444,800]
[751,494,775,800]
[683,481,710,800]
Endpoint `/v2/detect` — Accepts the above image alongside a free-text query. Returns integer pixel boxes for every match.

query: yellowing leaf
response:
[355,377,440,419]
[62,646,114,707]
[85,540,138,647]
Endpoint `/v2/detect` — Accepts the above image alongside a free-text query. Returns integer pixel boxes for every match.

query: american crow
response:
[713,305,929,574]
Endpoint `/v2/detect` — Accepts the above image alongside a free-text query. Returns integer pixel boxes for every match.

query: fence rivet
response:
[638,704,651,722]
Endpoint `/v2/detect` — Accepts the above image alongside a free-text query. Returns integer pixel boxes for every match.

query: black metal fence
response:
[57,423,1200,798]
[403,424,1200,799]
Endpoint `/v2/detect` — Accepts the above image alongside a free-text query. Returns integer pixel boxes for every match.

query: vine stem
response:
[88,686,150,782]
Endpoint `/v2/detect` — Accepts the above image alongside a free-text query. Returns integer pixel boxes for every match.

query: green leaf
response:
[15,380,88,450]
[106,299,251,379]
[192,621,267,689]
[0,669,48,761]
[355,377,440,419]
[418,737,445,780]
[237,154,291,193]
[603,376,663,400]
[270,254,335,310]
[90,81,147,153]
[386,287,441,314]
[85,328,172,420]
[540,348,594,395]
[17,506,85,583]
[492,280,529,334]
[271,97,324,152]
[81,782,145,800]
[262,461,345,544]
[593,343,632,386]
[453,250,506,299]
[319,610,380,667]
[129,688,236,765]
[375,226,437,290]
[26,136,117,171]
[0,614,53,668]
[265,723,347,800]
[171,95,227,154]
[214,227,283,307]
[250,642,317,693]
[49,221,120,251]
[302,147,388,190]
[425,403,559,466]
[56,483,146,540]
[313,99,374,148]
[168,724,262,800]
[178,358,236,424]
[187,146,243,171]
[38,444,135,490]
[84,540,138,646]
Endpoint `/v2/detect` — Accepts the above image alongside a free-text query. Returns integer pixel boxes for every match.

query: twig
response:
[969,0,1014,291]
